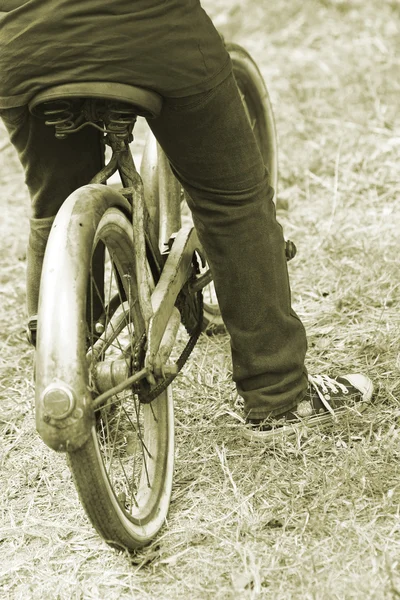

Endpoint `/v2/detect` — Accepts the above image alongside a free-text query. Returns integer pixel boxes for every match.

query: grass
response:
[1,0,400,598]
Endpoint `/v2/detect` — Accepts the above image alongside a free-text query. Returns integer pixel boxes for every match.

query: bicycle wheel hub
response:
[93,358,132,394]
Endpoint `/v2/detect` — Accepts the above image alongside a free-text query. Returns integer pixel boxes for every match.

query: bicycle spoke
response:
[122,401,152,489]
[87,242,157,515]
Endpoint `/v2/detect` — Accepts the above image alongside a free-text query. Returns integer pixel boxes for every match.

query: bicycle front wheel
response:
[37,190,174,549]
[228,42,278,196]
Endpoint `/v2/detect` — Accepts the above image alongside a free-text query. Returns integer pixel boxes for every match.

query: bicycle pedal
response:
[285,240,297,262]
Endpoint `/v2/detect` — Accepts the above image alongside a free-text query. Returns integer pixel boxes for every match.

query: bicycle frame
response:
[36,123,206,452]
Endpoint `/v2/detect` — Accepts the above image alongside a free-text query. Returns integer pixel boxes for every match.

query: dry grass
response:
[1,0,400,598]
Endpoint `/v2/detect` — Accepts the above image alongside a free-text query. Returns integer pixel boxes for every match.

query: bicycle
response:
[29,43,283,550]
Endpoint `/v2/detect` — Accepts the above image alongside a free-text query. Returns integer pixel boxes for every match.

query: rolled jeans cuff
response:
[238,368,309,420]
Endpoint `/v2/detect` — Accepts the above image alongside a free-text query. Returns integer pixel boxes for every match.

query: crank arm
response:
[189,269,212,294]
[145,224,200,372]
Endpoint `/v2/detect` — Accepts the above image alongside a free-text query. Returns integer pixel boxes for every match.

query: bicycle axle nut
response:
[41,382,76,420]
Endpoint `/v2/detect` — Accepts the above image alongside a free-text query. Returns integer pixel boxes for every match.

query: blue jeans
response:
[0,72,308,418]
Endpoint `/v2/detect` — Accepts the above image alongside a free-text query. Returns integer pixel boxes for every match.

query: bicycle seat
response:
[29,81,163,119]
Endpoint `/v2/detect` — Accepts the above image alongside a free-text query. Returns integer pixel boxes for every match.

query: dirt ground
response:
[1,1,400,598]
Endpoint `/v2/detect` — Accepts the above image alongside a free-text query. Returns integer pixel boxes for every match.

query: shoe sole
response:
[241,397,372,443]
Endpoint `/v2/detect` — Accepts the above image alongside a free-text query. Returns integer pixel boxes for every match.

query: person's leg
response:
[148,73,308,419]
[1,107,104,317]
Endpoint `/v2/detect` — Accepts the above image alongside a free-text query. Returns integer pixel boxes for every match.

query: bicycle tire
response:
[228,42,278,196]
[201,42,278,333]
[37,195,174,549]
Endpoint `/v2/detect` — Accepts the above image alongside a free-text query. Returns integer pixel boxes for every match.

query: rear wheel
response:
[200,42,278,333]
[67,207,174,549]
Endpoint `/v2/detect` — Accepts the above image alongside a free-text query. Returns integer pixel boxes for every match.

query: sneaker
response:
[242,373,374,442]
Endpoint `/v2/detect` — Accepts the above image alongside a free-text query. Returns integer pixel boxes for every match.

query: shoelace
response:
[308,374,349,417]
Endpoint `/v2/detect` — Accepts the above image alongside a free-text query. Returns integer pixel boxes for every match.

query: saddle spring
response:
[40,99,137,141]
[106,105,137,140]
[42,100,77,139]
